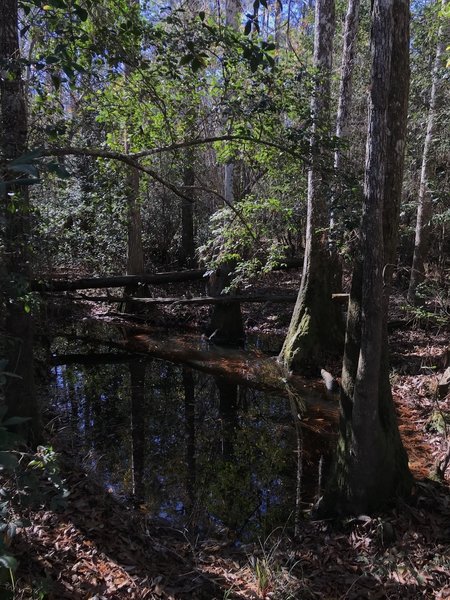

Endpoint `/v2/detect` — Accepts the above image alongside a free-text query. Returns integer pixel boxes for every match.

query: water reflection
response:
[49,334,333,541]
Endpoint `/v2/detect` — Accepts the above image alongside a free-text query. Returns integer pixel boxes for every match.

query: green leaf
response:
[250,56,260,72]
[6,523,17,540]
[8,163,39,177]
[0,554,18,570]
[191,57,205,72]
[47,163,71,179]
[51,74,61,90]
[9,148,42,164]
[12,177,40,187]
[74,4,88,21]
[45,55,60,64]
[179,54,194,66]
[46,0,68,8]
[262,42,276,51]
[62,65,74,80]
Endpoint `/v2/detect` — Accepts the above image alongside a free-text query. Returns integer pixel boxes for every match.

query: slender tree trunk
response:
[124,0,145,305]
[408,0,449,305]
[274,0,283,49]
[383,0,410,282]
[225,0,242,26]
[181,162,196,267]
[320,0,412,516]
[122,1,148,316]
[124,113,145,309]
[331,0,360,245]
[279,0,340,374]
[126,165,144,276]
[206,0,245,345]
[335,0,360,148]
[0,0,40,442]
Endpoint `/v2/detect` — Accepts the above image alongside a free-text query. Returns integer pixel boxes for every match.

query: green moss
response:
[426,411,450,434]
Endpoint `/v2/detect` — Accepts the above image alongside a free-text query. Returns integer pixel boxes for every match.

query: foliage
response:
[0,362,68,595]
[198,195,299,289]
[403,278,449,327]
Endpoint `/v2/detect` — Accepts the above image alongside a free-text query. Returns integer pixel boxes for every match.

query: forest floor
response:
[5,270,450,599]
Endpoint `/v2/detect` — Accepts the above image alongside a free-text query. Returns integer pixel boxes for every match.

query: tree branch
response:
[132,134,304,158]
[40,147,195,204]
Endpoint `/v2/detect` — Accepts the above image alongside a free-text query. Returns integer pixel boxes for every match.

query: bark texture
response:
[320,0,412,515]
[335,0,360,146]
[0,0,40,441]
[329,0,361,301]
[279,0,340,373]
[332,0,360,229]
[126,167,144,276]
[408,0,449,304]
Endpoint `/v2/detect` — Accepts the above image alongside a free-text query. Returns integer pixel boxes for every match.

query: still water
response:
[48,326,333,541]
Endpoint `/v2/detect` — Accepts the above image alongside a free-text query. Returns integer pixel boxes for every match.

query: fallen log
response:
[68,293,298,305]
[50,323,339,424]
[32,269,206,292]
[68,292,347,307]
[31,258,304,293]
[118,325,339,423]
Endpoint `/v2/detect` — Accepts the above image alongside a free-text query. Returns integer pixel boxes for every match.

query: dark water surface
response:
[46,324,333,541]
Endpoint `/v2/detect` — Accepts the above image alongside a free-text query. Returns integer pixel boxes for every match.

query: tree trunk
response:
[225,0,242,26]
[274,0,283,49]
[407,0,449,305]
[279,0,341,374]
[331,0,360,249]
[206,0,245,346]
[335,0,360,145]
[123,0,145,306]
[383,0,410,283]
[126,167,144,277]
[320,0,412,516]
[0,0,40,442]
[181,163,196,267]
